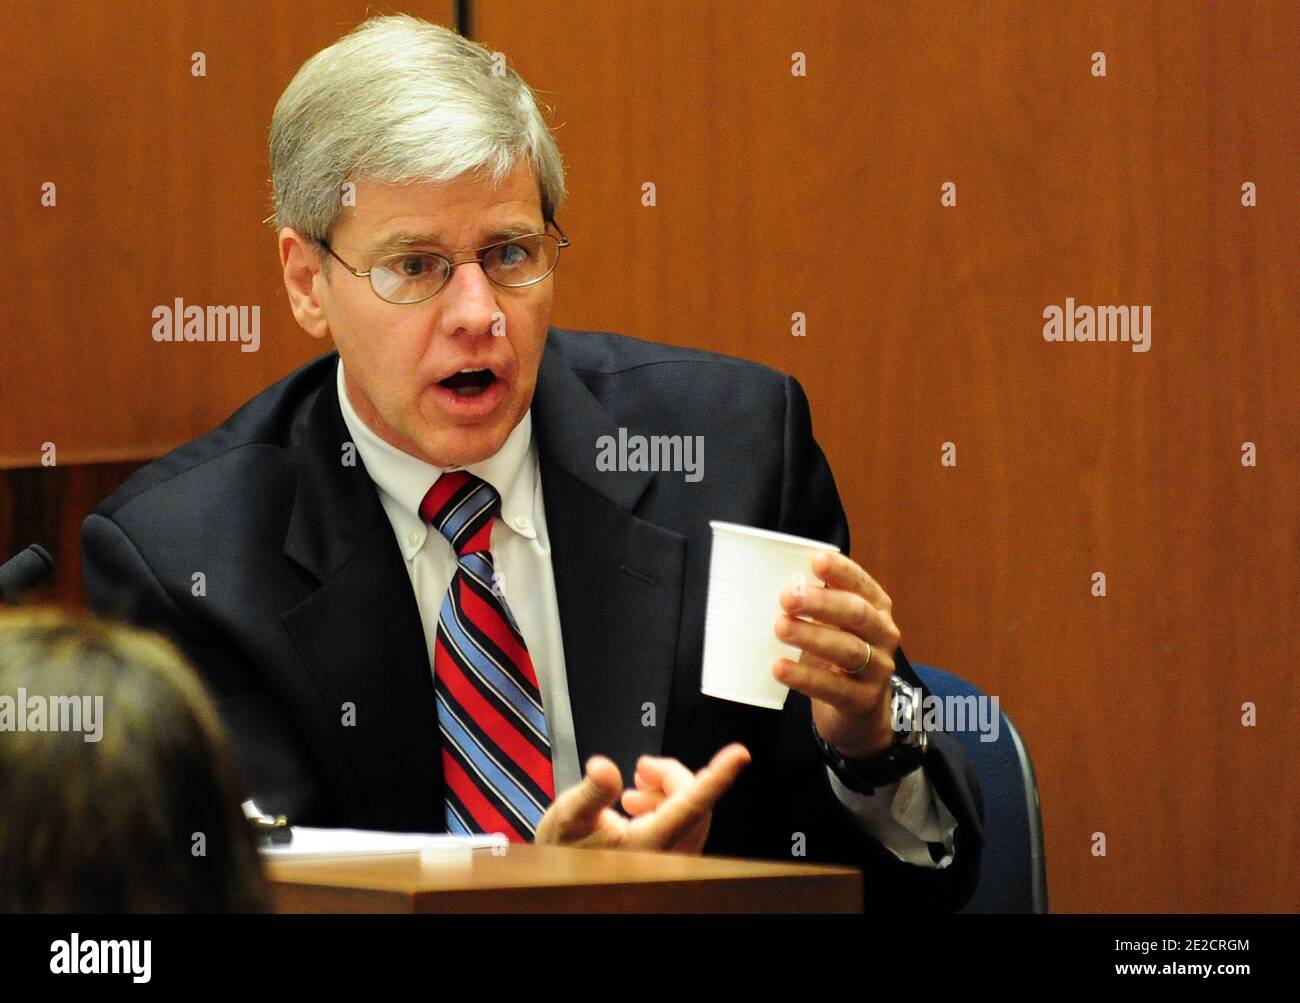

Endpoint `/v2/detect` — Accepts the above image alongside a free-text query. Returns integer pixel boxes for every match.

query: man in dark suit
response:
[82,13,983,910]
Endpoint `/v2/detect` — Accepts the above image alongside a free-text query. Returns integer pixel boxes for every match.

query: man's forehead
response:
[344,174,543,253]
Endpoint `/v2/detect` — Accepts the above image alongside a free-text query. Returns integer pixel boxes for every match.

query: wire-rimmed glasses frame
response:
[316,219,570,304]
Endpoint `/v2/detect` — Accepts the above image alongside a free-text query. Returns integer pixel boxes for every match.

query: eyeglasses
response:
[317,220,570,305]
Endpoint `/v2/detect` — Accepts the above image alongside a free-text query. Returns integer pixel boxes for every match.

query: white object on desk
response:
[258,826,503,862]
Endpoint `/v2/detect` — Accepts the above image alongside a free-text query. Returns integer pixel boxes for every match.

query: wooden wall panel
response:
[0,462,144,609]
[476,0,1299,911]
[0,0,455,467]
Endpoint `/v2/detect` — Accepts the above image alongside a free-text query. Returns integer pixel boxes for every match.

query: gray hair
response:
[269,14,566,246]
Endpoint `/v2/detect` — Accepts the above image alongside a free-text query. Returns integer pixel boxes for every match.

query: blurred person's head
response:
[270,13,569,469]
[0,608,268,913]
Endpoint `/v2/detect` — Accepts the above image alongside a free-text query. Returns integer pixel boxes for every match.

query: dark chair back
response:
[913,664,1048,913]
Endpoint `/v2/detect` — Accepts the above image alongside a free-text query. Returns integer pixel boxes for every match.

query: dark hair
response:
[0,608,269,912]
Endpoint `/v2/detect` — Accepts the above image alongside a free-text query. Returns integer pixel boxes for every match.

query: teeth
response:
[458,367,486,373]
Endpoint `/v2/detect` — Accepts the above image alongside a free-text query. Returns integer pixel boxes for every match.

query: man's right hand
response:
[534,743,751,854]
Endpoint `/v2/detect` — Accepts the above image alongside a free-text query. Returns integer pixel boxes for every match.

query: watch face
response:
[891,678,921,736]
[900,724,926,750]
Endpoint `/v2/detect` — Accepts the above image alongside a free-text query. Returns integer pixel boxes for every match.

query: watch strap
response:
[813,675,929,795]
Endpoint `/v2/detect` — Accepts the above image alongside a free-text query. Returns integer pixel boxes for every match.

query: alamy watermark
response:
[50,935,150,983]
[1043,298,1151,353]
[595,427,704,482]
[894,689,1000,743]
[151,299,261,352]
[0,689,103,742]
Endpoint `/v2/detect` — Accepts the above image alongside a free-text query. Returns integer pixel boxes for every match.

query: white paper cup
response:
[700,521,841,709]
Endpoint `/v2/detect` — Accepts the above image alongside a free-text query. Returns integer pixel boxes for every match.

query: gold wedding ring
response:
[845,641,872,676]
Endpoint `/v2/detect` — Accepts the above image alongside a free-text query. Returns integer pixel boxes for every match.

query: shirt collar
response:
[335,356,538,561]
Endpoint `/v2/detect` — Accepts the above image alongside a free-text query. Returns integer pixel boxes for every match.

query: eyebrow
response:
[365,223,542,256]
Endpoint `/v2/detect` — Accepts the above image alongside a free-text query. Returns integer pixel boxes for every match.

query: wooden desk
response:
[267,844,862,913]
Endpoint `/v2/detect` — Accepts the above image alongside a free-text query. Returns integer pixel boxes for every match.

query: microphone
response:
[0,544,55,603]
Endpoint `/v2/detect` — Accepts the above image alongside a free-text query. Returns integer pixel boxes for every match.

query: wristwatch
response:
[813,673,929,796]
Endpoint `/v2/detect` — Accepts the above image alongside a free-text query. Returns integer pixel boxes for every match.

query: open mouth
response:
[437,368,497,397]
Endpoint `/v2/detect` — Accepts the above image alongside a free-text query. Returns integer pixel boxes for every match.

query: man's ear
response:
[279,227,330,340]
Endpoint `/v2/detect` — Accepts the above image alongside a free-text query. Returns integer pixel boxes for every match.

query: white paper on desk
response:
[259,827,502,859]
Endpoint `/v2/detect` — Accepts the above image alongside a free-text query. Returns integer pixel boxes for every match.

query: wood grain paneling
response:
[0,0,455,468]
[0,462,143,609]
[475,0,1299,911]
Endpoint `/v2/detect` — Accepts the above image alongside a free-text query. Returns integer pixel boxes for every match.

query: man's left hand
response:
[772,551,901,761]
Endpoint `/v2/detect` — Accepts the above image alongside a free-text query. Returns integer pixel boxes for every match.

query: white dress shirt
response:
[336,357,958,867]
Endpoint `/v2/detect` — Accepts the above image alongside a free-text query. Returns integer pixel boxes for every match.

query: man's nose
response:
[438,260,500,333]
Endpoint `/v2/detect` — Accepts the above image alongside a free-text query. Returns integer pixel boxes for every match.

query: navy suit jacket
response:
[82,327,984,911]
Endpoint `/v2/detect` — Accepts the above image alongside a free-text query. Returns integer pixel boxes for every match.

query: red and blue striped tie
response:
[420,469,556,842]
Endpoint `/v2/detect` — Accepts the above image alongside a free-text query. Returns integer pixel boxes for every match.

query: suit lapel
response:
[277,334,689,829]
[280,355,443,831]
[531,333,687,788]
